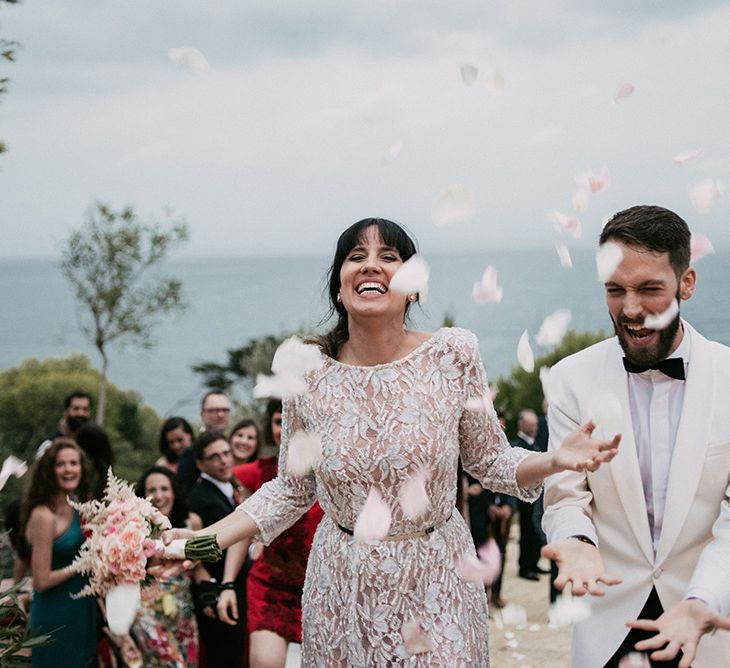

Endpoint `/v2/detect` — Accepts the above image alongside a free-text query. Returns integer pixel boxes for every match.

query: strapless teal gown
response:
[30,509,99,667]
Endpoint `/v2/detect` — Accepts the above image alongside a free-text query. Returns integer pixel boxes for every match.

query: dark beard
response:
[612,310,681,366]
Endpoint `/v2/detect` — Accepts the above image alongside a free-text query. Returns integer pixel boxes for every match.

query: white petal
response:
[455,551,499,585]
[471,265,503,304]
[460,64,479,86]
[572,189,589,212]
[613,81,635,102]
[500,603,528,626]
[105,583,141,635]
[548,210,582,239]
[484,69,505,95]
[643,299,679,330]
[286,430,323,477]
[673,148,703,165]
[167,46,210,76]
[517,330,534,373]
[253,372,306,399]
[690,234,715,264]
[432,185,476,227]
[548,593,591,626]
[354,488,392,543]
[536,309,571,347]
[619,653,651,668]
[271,336,323,378]
[398,467,431,520]
[588,391,623,437]
[402,618,434,655]
[390,255,430,304]
[382,141,402,165]
[690,178,724,214]
[596,242,624,282]
[465,393,493,412]
[555,243,573,268]
[0,455,27,491]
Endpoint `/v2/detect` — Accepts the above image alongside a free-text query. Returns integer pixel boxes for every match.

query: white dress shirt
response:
[627,325,691,550]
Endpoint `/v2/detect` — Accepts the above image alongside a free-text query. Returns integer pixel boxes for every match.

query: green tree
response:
[60,202,188,425]
[0,355,160,495]
[0,0,21,155]
[494,330,609,434]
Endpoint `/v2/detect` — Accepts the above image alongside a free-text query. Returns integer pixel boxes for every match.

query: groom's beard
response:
[612,302,681,366]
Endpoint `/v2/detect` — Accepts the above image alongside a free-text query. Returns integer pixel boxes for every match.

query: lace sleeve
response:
[237,394,317,545]
[457,331,542,502]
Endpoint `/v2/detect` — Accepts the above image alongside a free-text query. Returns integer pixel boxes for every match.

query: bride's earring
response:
[408,294,417,302]
[336,293,342,303]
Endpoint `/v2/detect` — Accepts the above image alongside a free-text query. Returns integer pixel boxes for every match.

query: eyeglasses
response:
[203,407,231,414]
[202,449,233,463]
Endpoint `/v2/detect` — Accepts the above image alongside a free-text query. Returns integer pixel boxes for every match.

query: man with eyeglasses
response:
[188,430,246,667]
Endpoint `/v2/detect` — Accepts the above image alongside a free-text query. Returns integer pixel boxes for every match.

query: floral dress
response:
[240,327,540,667]
[132,553,197,666]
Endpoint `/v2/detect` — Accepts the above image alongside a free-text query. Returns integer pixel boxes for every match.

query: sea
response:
[1,249,728,419]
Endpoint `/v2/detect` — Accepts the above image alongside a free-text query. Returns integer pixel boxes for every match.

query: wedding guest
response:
[543,205,730,666]
[161,218,619,665]
[23,438,99,667]
[229,418,261,467]
[36,390,91,459]
[132,467,202,667]
[155,417,195,473]
[75,422,115,500]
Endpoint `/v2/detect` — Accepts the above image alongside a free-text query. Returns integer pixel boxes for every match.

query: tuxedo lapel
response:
[602,344,655,563]
[655,325,714,564]
[201,478,235,512]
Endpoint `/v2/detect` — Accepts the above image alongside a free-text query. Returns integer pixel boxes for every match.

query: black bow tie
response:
[622,357,685,381]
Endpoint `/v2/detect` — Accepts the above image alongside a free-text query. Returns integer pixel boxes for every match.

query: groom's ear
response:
[679,267,696,301]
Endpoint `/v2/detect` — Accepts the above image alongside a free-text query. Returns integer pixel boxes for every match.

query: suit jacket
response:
[543,322,730,667]
[188,477,240,584]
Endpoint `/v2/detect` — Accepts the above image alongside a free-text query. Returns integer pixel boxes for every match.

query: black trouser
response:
[604,588,682,667]
[195,584,246,667]
[518,500,542,574]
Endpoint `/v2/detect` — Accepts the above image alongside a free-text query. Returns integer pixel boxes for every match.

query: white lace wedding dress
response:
[240,327,540,666]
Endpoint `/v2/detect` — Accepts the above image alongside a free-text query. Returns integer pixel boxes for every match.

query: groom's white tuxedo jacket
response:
[544,322,730,667]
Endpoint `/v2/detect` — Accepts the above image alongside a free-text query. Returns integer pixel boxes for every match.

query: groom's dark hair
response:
[599,205,691,279]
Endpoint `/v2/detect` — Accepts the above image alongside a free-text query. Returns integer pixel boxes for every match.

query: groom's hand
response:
[542,538,622,596]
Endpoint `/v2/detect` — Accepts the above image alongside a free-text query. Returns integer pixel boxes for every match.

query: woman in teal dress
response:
[24,438,100,667]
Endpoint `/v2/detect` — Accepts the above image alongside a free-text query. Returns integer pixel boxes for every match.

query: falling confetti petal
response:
[168,46,210,76]
[572,189,589,212]
[484,69,505,95]
[587,167,611,194]
[472,265,503,304]
[500,603,528,626]
[555,243,573,268]
[476,538,502,581]
[456,544,501,585]
[398,467,431,520]
[536,309,571,347]
[643,299,679,330]
[613,81,635,102]
[596,242,624,282]
[354,488,392,543]
[390,255,430,304]
[529,624,541,632]
[402,618,434,655]
[549,211,582,239]
[432,185,476,227]
[619,653,651,668]
[255,336,324,399]
[690,178,724,214]
[460,64,479,86]
[548,592,592,626]
[382,141,402,165]
[588,391,623,438]
[0,455,27,491]
[286,430,323,477]
[465,393,493,412]
[690,234,715,264]
[673,148,703,165]
[517,330,534,373]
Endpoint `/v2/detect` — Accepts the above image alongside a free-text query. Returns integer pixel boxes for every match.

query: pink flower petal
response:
[517,330,534,373]
[286,430,323,477]
[460,64,479,86]
[613,81,635,102]
[354,488,392,543]
[402,618,434,655]
[690,178,724,214]
[549,210,582,239]
[472,265,503,304]
[398,467,431,520]
[455,550,500,585]
[390,255,430,303]
[572,188,589,212]
[673,148,703,165]
[432,185,476,227]
[690,234,715,264]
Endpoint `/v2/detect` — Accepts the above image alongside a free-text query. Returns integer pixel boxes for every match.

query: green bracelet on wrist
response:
[185,535,222,562]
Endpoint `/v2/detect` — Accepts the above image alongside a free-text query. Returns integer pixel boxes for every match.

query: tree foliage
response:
[494,329,609,433]
[60,202,188,424]
[0,0,21,155]
[0,354,161,499]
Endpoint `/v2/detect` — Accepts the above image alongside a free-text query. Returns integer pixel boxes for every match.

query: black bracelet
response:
[219,581,236,590]
[569,534,596,547]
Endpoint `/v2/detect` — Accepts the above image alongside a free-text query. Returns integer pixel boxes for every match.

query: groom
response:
[542,205,730,666]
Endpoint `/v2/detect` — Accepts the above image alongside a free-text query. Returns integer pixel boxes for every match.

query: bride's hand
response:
[147,528,197,577]
[553,421,621,474]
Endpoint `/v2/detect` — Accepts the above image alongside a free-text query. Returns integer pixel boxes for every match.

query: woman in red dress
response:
[218,399,323,668]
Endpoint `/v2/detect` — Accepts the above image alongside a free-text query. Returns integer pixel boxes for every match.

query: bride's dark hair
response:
[313,218,418,359]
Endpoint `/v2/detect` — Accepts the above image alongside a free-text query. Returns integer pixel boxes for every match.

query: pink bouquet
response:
[70,470,171,634]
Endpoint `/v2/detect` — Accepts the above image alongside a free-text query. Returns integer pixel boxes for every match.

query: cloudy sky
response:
[1,0,728,258]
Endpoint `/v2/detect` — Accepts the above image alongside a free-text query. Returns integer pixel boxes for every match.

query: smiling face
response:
[338,225,408,321]
[144,472,175,518]
[230,425,258,463]
[54,446,82,494]
[165,426,192,458]
[604,242,696,365]
[196,438,233,483]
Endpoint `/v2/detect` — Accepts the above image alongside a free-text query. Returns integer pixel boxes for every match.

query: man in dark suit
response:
[188,430,246,667]
[512,409,546,580]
